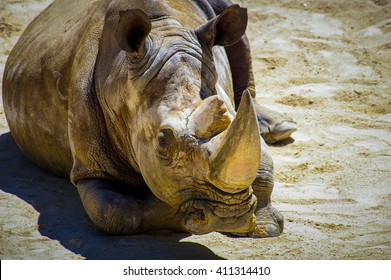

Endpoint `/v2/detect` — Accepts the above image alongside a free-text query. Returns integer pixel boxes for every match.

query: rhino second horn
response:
[208,90,261,193]
[189,95,231,139]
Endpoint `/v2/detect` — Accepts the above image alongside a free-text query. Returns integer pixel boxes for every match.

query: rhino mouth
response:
[180,186,257,234]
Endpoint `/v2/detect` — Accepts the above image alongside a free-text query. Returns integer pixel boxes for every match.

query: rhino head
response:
[96,4,260,234]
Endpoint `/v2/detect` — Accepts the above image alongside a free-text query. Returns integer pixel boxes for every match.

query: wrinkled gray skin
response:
[3,0,293,237]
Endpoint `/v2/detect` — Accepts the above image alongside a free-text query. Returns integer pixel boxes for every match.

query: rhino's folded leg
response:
[254,103,297,144]
[231,142,284,238]
[76,179,184,235]
[251,145,284,237]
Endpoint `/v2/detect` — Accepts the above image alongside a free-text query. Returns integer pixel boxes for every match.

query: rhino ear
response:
[196,4,247,47]
[115,9,151,57]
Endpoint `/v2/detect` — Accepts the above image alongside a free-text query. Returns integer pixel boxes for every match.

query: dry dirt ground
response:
[0,0,390,259]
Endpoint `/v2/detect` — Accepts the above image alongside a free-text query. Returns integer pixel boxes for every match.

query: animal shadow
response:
[0,132,223,260]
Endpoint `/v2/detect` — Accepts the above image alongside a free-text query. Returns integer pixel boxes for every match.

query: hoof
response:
[249,223,281,238]
[229,204,284,238]
[229,223,281,238]
[262,120,297,144]
[250,204,284,238]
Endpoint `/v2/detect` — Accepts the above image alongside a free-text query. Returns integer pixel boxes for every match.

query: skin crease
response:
[3,0,284,236]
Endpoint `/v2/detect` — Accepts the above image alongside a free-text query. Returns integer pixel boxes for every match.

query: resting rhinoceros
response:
[3,0,295,237]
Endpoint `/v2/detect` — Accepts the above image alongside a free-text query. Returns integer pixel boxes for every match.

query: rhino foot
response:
[230,204,283,238]
[249,204,284,238]
[261,120,297,144]
[255,104,297,144]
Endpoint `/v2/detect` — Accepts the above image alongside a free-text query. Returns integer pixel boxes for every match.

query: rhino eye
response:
[156,128,176,161]
[157,131,170,147]
[157,128,176,148]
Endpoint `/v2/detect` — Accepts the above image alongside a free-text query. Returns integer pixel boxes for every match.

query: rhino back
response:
[3,0,108,177]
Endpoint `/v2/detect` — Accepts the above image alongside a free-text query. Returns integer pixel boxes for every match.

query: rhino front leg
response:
[249,143,284,237]
[77,179,184,235]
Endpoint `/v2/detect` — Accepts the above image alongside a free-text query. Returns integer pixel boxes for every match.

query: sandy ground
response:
[0,0,390,260]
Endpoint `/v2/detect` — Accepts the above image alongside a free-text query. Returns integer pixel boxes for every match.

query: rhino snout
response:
[181,189,257,234]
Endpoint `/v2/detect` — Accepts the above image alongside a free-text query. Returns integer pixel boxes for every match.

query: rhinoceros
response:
[3,0,296,237]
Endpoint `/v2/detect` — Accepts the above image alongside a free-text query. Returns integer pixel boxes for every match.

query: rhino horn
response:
[188,95,231,139]
[208,90,261,193]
